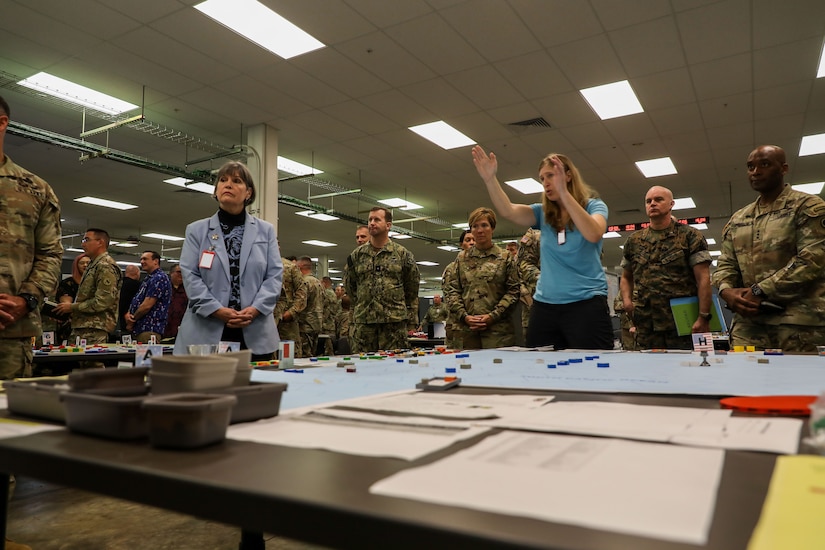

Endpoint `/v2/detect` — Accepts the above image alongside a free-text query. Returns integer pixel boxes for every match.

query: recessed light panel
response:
[505,178,543,194]
[580,80,644,120]
[74,196,138,210]
[635,157,677,178]
[408,121,476,150]
[18,72,138,115]
[195,0,324,59]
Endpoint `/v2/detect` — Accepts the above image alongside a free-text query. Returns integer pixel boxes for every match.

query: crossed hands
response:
[0,294,27,330]
[213,306,259,328]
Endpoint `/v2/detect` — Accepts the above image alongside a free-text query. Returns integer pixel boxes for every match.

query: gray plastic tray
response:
[61,388,150,439]
[142,393,237,449]
[4,379,70,422]
[209,382,287,424]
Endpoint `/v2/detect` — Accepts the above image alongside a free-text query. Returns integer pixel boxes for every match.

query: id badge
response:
[557,229,566,245]
[199,250,216,269]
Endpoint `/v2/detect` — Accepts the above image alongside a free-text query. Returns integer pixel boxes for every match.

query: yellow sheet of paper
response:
[748,455,825,550]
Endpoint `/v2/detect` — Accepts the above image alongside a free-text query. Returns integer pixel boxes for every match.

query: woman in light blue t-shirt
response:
[472,146,614,350]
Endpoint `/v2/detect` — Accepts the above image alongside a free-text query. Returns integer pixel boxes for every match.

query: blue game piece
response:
[597,363,609,368]
[456,353,469,358]
[547,363,556,368]
[558,360,569,365]
[445,367,457,373]
[569,358,583,363]
[396,359,404,363]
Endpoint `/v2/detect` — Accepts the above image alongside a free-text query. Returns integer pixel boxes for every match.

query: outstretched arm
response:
[472,145,537,227]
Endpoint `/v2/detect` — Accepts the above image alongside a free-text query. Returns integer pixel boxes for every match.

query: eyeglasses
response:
[81,237,99,243]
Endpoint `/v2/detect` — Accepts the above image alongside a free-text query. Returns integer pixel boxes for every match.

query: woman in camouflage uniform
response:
[444,208,520,349]
[441,230,474,349]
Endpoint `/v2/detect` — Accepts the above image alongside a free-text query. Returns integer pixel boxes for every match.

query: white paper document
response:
[671,416,802,454]
[227,410,489,461]
[341,392,553,420]
[483,401,732,442]
[371,431,724,545]
[481,401,801,454]
[0,417,63,439]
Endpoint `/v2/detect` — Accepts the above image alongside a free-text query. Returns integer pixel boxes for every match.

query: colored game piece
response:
[597,363,610,368]
[547,363,556,368]
[493,358,503,364]
[757,358,770,364]
[460,364,471,369]
[445,367,457,373]
[569,358,583,363]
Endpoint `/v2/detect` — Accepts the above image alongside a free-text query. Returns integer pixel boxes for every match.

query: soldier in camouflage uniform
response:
[53,228,122,366]
[320,276,341,355]
[516,228,540,341]
[713,145,825,352]
[274,257,307,346]
[0,95,63,380]
[345,207,420,353]
[295,256,323,358]
[419,294,448,332]
[612,295,636,350]
[621,186,712,350]
[444,208,519,349]
[442,230,475,349]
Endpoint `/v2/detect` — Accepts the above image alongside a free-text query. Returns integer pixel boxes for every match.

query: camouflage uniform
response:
[296,273,323,358]
[70,251,122,348]
[443,244,520,349]
[621,220,711,350]
[344,241,420,352]
[441,260,462,349]
[0,155,63,378]
[320,286,341,355]
[422,302,448,328]
[517,228,540,339]
[712,185,825,351]
[612,295,636,350]
[274,258,307,346]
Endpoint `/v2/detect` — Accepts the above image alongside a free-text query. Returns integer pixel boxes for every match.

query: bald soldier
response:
[713,145,825,352]
[620,186,712,349]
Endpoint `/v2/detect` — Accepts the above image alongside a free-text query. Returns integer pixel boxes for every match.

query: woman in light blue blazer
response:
[173,161,282,359]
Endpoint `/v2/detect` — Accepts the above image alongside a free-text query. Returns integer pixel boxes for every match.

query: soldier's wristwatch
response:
[750,284,764,297]
[18,293,38,312]
[698,311,712,321]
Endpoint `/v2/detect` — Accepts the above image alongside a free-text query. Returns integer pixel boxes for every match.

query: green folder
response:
[669,296,725,335]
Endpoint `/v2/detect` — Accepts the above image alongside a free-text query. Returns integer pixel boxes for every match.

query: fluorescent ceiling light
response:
[164,177,193,187]
[452,223,469,229]
[603,231,622,239]
[408,121,476,150]
[194,0,324,59]
[580,80,644,120]
[635,157,677,178]
[328,269,341,274]
[818,42,825,78]
[689,223,708,230]
[18,72,139,115]
[417,261,439,266]
[302,240,336,247]
[117,261,142,267]
[800,133,825,156]
[74,196,138,210]
[505,178,543,194]
[65,247,84,253]
[330,277,342,281]
[187,182,216,194]
[388,231,412,239]
[792,182,825,194]
[672,197,696,210]
[379,198,423,210]
[278,157,322,176]
[706,238,716,245]
[142,232,185,241]
[295,210,338,221]
[709,250,722,257]
[61,233,81,240]
[113,242,139,248]
[438,245,459,251]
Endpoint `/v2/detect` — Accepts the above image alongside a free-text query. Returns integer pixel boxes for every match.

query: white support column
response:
[246,124,279,228]
[317,255,329,278]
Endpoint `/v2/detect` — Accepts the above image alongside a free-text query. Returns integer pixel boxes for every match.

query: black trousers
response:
[526,295,614,350]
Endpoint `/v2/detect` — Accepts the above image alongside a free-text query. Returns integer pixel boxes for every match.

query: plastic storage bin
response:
[150,356,236,394]
[61,389,150,439]
[143,393,237,449]
[209,382,287,424]
[217,349,253,386]
[68,366,149,391]
[4,379,71,422]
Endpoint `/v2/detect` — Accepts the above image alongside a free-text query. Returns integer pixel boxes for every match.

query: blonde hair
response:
[467,207,496,230]
[538,153,599,231]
